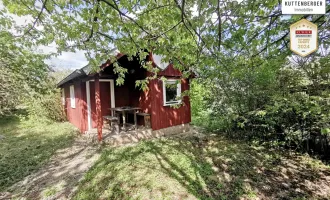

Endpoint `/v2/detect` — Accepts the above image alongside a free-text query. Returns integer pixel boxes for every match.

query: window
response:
[70,85,75,108]
[163,79,181,106]
[61,89,65,105]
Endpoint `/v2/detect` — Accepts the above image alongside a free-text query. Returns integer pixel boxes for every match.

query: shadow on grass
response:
[0,112,76,192]
[74,133,330,200]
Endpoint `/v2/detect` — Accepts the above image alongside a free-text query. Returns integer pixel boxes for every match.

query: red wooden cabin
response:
[58,50,191,140]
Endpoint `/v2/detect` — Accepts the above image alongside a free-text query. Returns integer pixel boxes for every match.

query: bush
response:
[232,92,330,157]
[26,90,66,123]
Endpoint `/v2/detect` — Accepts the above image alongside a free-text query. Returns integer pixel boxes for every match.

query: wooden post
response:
[122,111,126,131]
[134,111,137,130]
[95,77,102,141]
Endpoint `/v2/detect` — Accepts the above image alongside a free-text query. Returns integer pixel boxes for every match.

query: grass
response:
[74,132,330,200]
[0,113,76,191]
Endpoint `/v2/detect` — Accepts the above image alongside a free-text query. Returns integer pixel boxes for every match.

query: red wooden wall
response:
[63,81,88,133]
[148,78,191,130]
[61,53,192,133]
[114,85,130,107]
[89,82,112,128]
[139,89,152,114]
[157,64,182,77]
[62,77,191,132]
[145,52,191,130]
[148,52,182,77]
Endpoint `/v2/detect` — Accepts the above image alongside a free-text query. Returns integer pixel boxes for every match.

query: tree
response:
[0,11,50,114]
[2,0,328,78]
[2,0,330,155]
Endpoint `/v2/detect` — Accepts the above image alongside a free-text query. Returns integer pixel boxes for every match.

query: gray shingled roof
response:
[57,66,88,87]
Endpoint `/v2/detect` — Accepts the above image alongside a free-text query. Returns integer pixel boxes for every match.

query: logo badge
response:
[290,19,318,57]
[282,0,326,14]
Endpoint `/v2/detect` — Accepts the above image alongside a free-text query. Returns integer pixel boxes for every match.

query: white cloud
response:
[126,12,137,19]
[191,1,243,23]
[36,43,88,70]
[11,15,33,26]
[45,51,88,70]
[191,4,198,17]
[1,1,87,70]
[35,43,88,70]
[37,43,57,54]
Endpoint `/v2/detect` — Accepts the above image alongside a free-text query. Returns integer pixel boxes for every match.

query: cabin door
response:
[86,79,115,130]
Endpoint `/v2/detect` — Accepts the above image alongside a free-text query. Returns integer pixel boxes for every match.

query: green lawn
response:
[0,114,76,191]
[1,115,329,199]
[74,133,330,200]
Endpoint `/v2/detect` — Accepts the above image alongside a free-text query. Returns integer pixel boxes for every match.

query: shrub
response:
[26,90,66,123]
[232,92,330,157]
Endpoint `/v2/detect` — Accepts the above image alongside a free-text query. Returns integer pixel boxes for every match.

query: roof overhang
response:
[57,68,87,87]
[56,48,195,87]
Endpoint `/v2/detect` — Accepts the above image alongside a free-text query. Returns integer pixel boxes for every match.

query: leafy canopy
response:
[0,8,51,114]
[2,0,329,78]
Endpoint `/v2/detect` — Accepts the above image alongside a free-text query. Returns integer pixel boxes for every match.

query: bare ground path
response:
[3,137,101,200]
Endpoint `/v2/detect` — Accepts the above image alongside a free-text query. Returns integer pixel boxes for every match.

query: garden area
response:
[1,0,330,199]
[1,118,329,199]
[0,113,76,193]
[73,133,330,200]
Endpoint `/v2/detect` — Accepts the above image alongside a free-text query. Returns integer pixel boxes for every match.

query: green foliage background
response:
[1,0,329,157]
[0,9,69,122]
[0,29,67,122]
[191,55,330,158]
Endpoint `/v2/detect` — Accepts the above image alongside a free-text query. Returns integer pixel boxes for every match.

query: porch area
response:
[84,54,151,141]
[85,124,190,147]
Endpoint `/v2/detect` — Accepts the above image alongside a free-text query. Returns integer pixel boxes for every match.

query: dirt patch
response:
[3,137,101,199]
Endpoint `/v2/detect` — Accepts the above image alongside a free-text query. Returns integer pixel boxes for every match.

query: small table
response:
[109,107,141,131]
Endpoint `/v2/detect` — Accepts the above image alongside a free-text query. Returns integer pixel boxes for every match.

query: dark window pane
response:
[166,85,177,102]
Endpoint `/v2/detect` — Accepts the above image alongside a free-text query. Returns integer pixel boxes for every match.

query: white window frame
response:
[163,79,181,106]
[61,89,65,105]
[70,85,75,108]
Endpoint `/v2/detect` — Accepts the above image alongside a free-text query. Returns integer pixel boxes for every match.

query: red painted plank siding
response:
[100,82,111,118]
[139,89,151,114]
[61,53,192,134]
[63,81,87,133]
[149,78,191,130]
[80,82,88,132]
[89,82,97,128]
[148,53,182,77]
[89,81,112,128]
[157,64,182,77]
[114,85,130,107]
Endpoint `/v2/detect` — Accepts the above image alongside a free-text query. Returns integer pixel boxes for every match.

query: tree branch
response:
[84,0,100,43]
[99,0,152,36]
[216,0,221,50]
[149,21,182,40]
[110,0,139,48]
[23,0,48,36]
[252,8,330,57]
